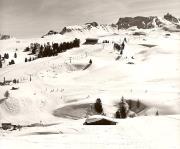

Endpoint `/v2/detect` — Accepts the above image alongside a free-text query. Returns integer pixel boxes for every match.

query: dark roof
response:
[85,38,98,42]
[86,38,98,40]
[84,115,117,125]
[84,38,98,45]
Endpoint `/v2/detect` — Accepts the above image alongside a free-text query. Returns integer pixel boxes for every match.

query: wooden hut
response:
[84,115,117,125]
[84,38,98,45]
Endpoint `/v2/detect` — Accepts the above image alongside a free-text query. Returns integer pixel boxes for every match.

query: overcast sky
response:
[0,0,180,38]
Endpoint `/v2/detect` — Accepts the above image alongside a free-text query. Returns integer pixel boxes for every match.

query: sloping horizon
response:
[0,0,180,38]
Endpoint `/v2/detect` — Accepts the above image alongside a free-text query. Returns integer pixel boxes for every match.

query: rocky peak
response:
[0,34,11,40]
[116,16,163,29]
[41,30,59,38]
[164,13,179,23]
[85,22,98,27]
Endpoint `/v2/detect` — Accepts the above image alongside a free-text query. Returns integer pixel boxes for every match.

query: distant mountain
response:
[164,13,179,23]
[116,13,179,30]
[85,22,98,27]
[116,16,163,29]
[59,23,118,36]
[0,34,11,40]
[42,22,118,38]
[42,13,180,38]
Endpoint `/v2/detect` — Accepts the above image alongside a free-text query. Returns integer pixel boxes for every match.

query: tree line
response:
[24,38,80,59]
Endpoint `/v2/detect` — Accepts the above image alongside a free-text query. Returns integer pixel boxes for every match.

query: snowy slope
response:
[0,15,180,149]
[0,115,180,149]
[0,28,180,123]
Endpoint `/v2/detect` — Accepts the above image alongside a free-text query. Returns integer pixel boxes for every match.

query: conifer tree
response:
[4,90,10,98]
[14,53,17,58]
[156,110,159,116]
[7,53,9,59]
[115,110,121,118]
[94,98,103,114]
[136,100,140,108]
[0,60,2,68]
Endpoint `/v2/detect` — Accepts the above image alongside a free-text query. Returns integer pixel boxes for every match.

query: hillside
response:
[0,24,180,122]
[0,14,180,149]
[1,115,180,149]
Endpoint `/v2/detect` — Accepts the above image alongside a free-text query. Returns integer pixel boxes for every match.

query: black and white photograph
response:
[0,0,180,148]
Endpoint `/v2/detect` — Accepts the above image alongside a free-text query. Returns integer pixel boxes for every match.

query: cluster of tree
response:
[38,38,80,58]
[24,38,80,59]
[0,53,18,67]
[24,47,30,52]
[3,53,9,59]
[30,43,41,54]
[13,78,19,84]
[93,97,140,118]
[102,40,110,43]
[0,53,11,68]
[25,57,36,62]
[9,59,15,65]
[115,96,130,119]
[128,99,141,109]
[23,43,40,54]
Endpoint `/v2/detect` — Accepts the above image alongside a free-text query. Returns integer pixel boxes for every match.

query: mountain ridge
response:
[42,13,180,38]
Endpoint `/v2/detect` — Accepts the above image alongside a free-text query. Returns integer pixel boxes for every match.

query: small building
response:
[11,86,19,90]
[165,33,171,37]
[2,123,13,130]
[133,32,146,36]
[84,38,98,45]
[83,115,117,125]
